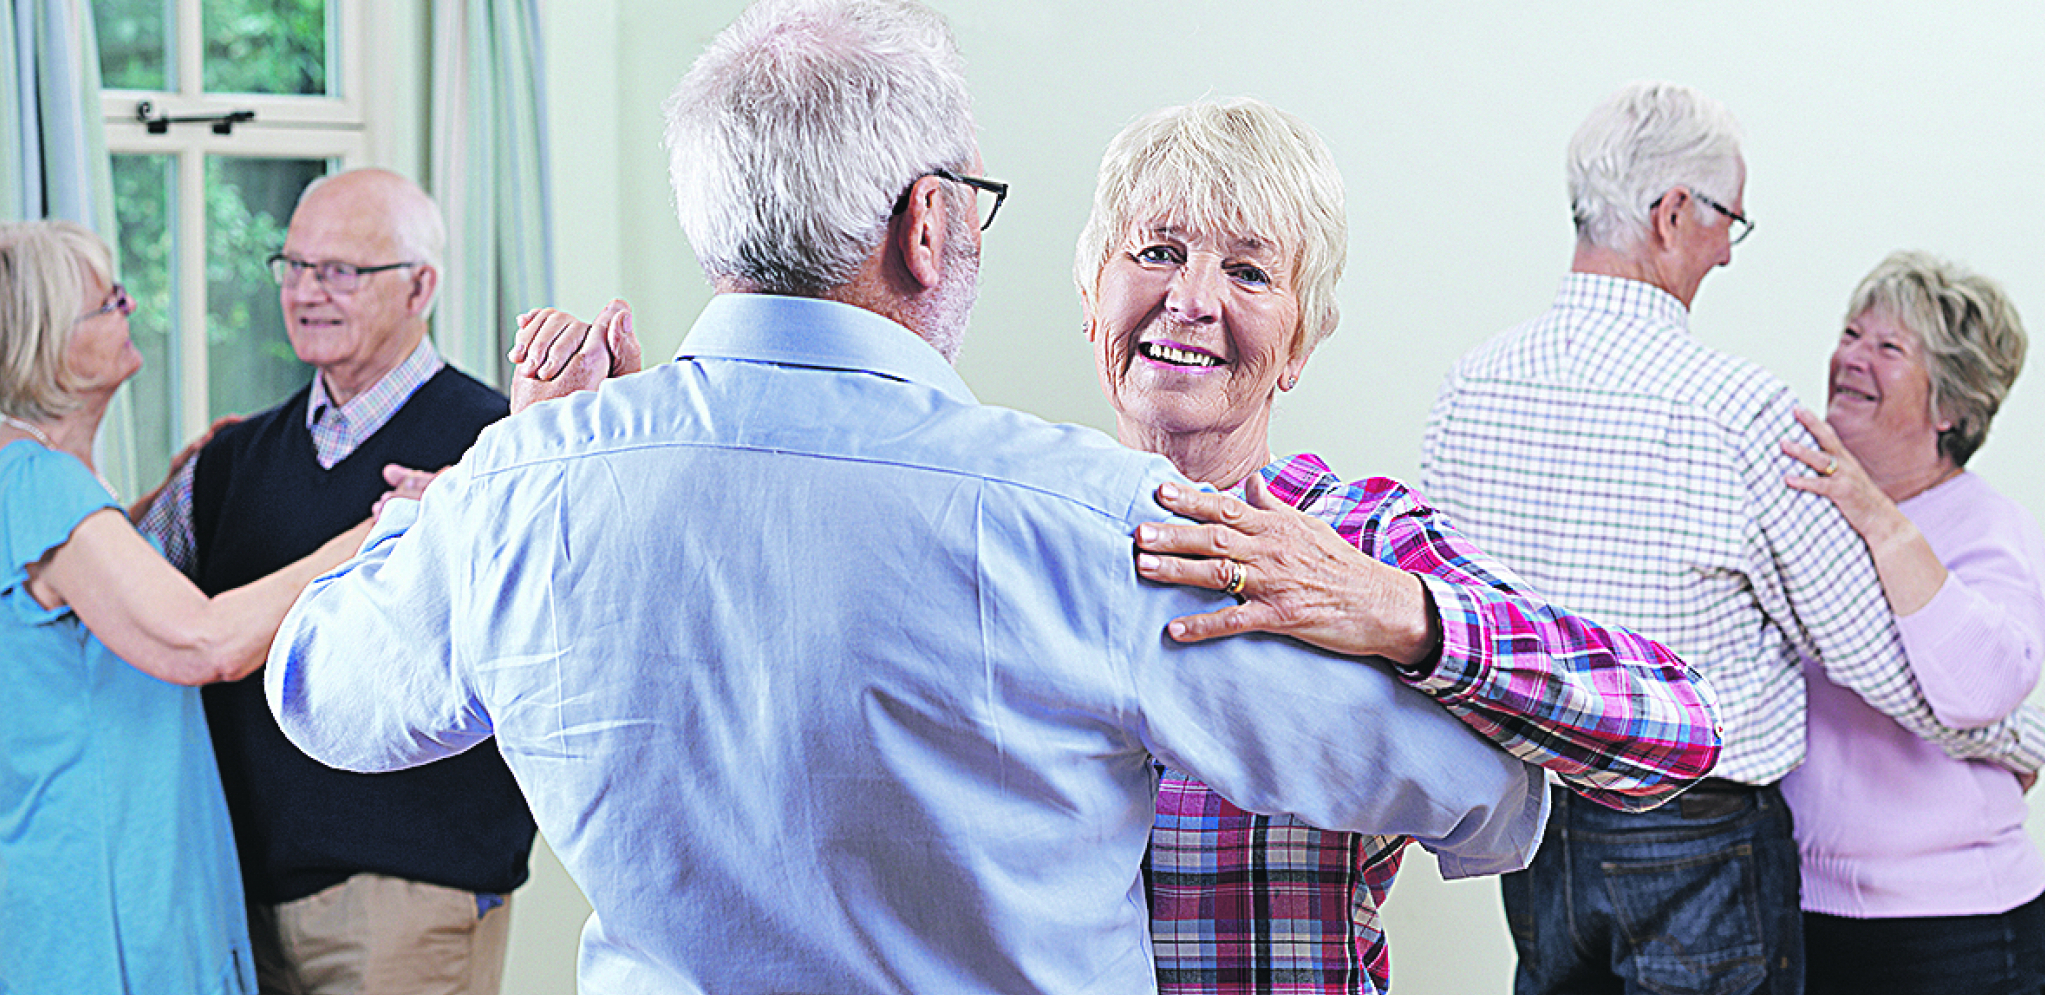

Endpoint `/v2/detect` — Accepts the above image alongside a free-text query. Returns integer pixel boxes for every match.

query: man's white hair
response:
[665,0,977,296]
[294,169,447,318]
[1568,81,1744,253]
[295,170,446,274]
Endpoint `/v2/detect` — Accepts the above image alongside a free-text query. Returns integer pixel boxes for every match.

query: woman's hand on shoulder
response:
[1782,406,1906,544]
[1133,475,1439,666]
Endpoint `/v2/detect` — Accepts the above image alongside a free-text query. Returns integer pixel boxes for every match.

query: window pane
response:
[111,154,180,487]
[94,0,174,91]
[206,157,324,418]
[203,0,330,96]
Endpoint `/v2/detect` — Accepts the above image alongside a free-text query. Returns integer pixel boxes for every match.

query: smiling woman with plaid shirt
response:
[1079,98,1722,995]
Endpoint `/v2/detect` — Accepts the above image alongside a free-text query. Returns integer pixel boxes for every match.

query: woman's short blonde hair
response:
[1846,250,2027,467]
[1074,98,1346,353]
[0,220,115,421]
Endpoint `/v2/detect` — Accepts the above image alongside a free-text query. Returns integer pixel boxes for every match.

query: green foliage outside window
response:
[204,0,328,96]
[94,0,329,97]
[95,0,169,91]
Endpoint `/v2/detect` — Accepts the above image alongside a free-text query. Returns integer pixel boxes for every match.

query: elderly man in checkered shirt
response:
[1422,80,2045,995]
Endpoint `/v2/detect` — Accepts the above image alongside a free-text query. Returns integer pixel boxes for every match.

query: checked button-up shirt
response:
[1149,451,1720,995]
[1420,272,2045,785]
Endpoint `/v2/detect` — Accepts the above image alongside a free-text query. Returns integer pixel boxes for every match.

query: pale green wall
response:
[506,2,2045,992]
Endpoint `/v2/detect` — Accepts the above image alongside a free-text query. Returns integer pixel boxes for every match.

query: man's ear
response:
[406,264,440,317]
[1649,187,1691,249]
[890,174,951,292]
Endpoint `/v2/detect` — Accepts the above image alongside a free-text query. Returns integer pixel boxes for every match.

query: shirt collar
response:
[676,294,977,405]
[305,336,445,430]
[1556,271,1692,333]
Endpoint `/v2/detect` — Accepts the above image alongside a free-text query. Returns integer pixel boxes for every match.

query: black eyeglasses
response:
[268,253,420,294]
[891,167,1009,231]
[1649,189,1753,245]
[78,283,134,321]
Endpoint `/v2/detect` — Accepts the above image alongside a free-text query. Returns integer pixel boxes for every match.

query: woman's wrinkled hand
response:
[1132,475,1439,665]
[1781,406,1906,543]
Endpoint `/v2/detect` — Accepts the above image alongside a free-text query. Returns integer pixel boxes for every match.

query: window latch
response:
[134,101,257,136]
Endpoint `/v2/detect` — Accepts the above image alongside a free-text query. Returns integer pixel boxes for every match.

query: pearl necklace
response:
[2,413,119,499]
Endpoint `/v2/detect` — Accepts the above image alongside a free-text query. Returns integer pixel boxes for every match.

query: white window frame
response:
[100,0,372,443]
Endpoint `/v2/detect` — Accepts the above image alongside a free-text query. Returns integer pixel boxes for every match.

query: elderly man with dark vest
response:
[136,167,534,995]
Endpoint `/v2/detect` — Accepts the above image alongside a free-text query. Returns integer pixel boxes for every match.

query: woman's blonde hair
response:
[1846,250,2026,467]
[0,220,116,420]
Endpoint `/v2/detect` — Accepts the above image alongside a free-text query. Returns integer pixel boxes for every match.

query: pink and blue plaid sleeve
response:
[1267,457,1721,812]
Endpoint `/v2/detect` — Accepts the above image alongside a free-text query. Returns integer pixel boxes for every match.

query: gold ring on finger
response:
[1221,559,1248,597]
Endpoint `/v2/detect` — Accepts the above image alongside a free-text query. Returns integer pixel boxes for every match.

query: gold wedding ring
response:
[1222,560,1248,597]
[1819,456,1838,477]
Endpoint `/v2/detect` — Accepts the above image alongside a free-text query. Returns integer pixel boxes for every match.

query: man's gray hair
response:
[1568,81,1744,252]
[1073,98,1347,351]
[665,0,977,296]
[1847,250,2028,468]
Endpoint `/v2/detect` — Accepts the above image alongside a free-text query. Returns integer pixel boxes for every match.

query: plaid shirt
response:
[136,338,445,573]
[1420,272,2045,784]
[1148,451,1720,995]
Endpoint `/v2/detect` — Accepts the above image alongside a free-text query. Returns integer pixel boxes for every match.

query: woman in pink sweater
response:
[1779,250,2045,994]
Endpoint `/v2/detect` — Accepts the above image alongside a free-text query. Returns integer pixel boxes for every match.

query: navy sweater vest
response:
[192,367,535,904]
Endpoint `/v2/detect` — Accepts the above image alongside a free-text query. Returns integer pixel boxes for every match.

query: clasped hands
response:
[366,301,646,518]
[507,298,644,414]
[1134,476,1442,667]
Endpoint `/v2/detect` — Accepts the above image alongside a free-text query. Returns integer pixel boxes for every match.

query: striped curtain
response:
[429,0,554,390]
[1,0,139,497]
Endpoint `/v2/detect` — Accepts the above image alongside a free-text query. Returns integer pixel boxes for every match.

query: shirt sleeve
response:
[1892,508,2045,729]
[267,457,501,772]
[132,456,198,576]
[1123,473,1548,880]
[2,445,120,623]
[1746,393,2045,772]
[1339,476,1722,812]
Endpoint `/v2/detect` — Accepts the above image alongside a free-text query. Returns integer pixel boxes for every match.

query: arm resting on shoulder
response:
[29,509,368,685]
[1781,408,2042,729]
[1763,404,2043,771]
[1137,476,1719,813]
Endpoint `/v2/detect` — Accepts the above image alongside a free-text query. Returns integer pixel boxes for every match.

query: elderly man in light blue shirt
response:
[266,2,1546,993]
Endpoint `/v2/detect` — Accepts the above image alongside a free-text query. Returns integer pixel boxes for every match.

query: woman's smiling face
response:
[1827,307,1942,459]
[1087,220,1307,455]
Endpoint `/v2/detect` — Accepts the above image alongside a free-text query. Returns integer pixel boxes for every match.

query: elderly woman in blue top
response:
[0,220,369,994]
[1085,99,1720,995]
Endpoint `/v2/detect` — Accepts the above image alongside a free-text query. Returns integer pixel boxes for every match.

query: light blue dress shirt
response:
[270,294,1546,995]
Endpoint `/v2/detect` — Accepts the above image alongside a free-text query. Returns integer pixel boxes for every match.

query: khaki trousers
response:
[253,873,513,995]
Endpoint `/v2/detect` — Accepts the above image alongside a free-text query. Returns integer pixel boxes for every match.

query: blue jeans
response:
[1805,891,2045,995]
[1501,782,1803,995]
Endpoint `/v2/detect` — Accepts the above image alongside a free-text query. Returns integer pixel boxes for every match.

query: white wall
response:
[512,3,2045,992]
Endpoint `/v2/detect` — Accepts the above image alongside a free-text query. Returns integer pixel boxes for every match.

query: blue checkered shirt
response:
[1421,272,2045,783]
